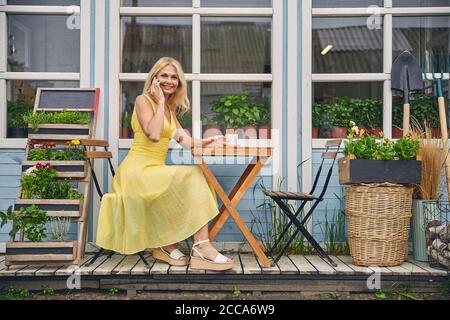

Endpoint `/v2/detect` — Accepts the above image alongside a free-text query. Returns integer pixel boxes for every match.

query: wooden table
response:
[192,146,273,267]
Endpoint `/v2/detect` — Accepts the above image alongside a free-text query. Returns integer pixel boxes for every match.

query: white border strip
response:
[1,72,80,80]
[0,6,79,15]
[119,73,273,82]
[312,73,389,82]
[120,7,272,16]
[79,0,91,87]
[383,6,393,138]
[312,7,450,16]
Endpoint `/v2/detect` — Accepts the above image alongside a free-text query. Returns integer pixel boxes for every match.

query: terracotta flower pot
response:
[312,127,319,138]
[202,125,223,138]
[392,127,403,138]
[242,125,257,139]
[330,126,347,138]
[121,127,130,139]
[258,125,271,139]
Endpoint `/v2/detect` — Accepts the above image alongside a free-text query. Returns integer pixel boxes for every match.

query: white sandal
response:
[190,239,234,271]
[153,247,188,266]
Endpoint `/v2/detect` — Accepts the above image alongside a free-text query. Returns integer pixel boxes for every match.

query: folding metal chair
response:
[263,139,342,267]
[81,139,150,267]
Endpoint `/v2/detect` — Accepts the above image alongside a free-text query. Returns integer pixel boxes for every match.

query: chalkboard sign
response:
[35,88,100,112]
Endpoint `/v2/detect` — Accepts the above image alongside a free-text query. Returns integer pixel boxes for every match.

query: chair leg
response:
[273,198,337,268]
[138,251,151,267]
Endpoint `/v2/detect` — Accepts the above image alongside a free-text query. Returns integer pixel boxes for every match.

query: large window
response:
[310,0,450,142]
[118,2,275,141]
[0,1,88,141]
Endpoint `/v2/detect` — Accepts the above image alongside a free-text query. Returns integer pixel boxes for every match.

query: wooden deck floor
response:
[0,253,448,293]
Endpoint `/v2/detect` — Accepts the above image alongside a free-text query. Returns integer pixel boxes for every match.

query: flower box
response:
[338,156,422,185]
[14,199,83,218]
[5,241,78,267]
[22,160,87,178]
[28,124,90,140]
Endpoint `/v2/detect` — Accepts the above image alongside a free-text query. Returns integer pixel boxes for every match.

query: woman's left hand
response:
[202,135,227,147]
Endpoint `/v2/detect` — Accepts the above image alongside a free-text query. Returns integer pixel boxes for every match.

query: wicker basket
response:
[346,184,413,266]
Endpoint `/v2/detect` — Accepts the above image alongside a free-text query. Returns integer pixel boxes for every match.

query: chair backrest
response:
[80,139,115,199]
[311,139,342,200]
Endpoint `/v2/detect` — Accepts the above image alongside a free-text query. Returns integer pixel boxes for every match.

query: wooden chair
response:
[263,139,342,267]
[80,139,150,267]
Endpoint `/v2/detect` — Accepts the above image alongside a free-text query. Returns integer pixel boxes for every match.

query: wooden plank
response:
[131,255,154,275]
[80,139,109,147]
[288,255,318,274]
[304,255,336,275]
[188,264,206,274]
[205,253,242,275]
[112,255,140,275]
[28,134,90,140]
[149,259,170,274]
[29,124,90,129]
[407,260,449,276]
[387,265,412,276]
[15,264,45,276]
[192,147,272,157]
[0,264,28,276]
[396,261,430,275]
[0,256,5,263]
[256,256,280,274]
[336,256,372,274]
[274,256,299,274]
[35,264,66,276]
[92,254,125,276]
[0,258,6,272]
[57,254,107,276]
[240,253,261,274]
[86,151,112,159]
[328,255,355,275]
[15,199,81,206]
[168,265,188,275]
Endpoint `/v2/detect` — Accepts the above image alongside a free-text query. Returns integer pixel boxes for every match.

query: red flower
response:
[45,163,52,169]
[28,144,35,150]
[39,145,46,150]
[45,141,56,148]
[36,163,43,169]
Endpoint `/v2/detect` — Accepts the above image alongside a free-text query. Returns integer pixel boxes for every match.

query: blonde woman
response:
[96,57,234,271]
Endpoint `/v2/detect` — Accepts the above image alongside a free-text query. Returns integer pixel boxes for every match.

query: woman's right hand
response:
[149,77,165,106]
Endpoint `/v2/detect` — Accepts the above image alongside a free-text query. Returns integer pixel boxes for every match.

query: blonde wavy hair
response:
[142,57,190,115]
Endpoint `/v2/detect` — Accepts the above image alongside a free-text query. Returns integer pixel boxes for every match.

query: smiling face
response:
[155,64,179,97]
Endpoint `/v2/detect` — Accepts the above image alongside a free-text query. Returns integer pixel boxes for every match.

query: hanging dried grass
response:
[410,120,445,200]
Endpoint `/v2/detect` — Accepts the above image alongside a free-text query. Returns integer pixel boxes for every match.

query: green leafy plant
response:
[49,217,71,241]
[121,112,132,129]
[178,112,192,128]
[27,140,86,161]
[24,109,90,131]
[393,95,443,128]
[42,285,54,296]
[7,100,34,129]
[0,205,48,242]
[211,91,264,128]
[343,125,419,160]
[20,162,83,199]
[0,287,34,300]
[108,288,119,296]
[232,286,241,298]
[320,292,341,300]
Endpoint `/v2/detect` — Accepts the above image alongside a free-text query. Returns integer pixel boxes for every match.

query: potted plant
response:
[0,205,78,266]
[312,102,324,138]
[409,123,445,261]
[121,112,132,139]
[7,100,33,138]
[23,109,91,140]
[17,162,83,218]
[23,140,87,179]
[255,97,271,139]
[338,125,421,185]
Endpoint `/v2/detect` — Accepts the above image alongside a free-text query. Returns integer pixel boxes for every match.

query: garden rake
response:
[423,49,450,199]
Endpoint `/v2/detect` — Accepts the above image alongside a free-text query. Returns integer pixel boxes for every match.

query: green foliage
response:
[320,292,341,300]
[375,283,423,300]
[232,287,241,298]
[20,163,83,199]
[28,147,86,161]
[393,136,420,160]
[211,92,269,128]
[121,112,132,129]
[42,285,54,296]
[392,95,444,128]
[322,207,349,256]
[0,287,34,300]
[0,205,48,242]
[7,100,34,129]
[344,129,419,160]
[313,97,382,129]
[178,112,192,127]
[23,109,90,131]
[108,288,119,296]
[49,217,71,241]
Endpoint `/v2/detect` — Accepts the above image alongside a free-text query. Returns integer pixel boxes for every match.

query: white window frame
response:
[110,0,284,187]
[0,0,92,148]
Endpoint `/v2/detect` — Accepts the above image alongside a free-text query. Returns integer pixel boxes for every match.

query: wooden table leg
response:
[196,156,271,267]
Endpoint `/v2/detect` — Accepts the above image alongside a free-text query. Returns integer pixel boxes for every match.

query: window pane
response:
[313,0,383,7]
[121,82,192,139]
[122,17,192,73]
[7,15,80,72]
[313,17,383,73]
[312,82,383,138]
[201,17,271,73]
[6,80,80,138]
[121,0,191,6]
[392,16,450,67]
[201,83,271,139]
[202,0,272,7]
[394,0,450,6]
[7,0,79,4]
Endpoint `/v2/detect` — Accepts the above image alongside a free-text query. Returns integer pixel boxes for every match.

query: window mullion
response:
[383,9,393,137]
[192,11,200,139]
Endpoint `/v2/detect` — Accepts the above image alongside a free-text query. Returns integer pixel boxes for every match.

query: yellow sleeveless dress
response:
[95,95,219,254]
